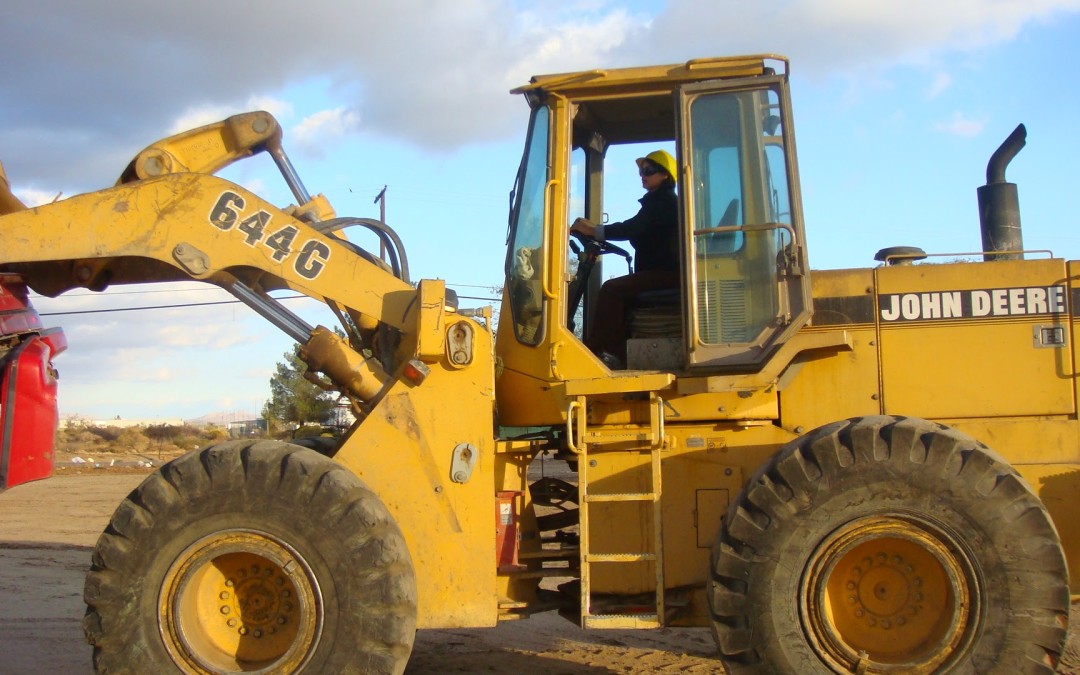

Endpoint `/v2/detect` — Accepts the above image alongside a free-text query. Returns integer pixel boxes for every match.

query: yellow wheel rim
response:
[160,530,322,673]
[802,515,978,674]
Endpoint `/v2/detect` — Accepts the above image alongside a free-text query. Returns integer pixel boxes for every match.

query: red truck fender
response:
[0,277,66,491]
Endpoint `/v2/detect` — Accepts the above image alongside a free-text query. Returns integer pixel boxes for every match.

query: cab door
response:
[676,73,812,369]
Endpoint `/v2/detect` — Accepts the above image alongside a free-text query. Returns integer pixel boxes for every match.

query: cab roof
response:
[511,54,787,98]
[513,55,789,146]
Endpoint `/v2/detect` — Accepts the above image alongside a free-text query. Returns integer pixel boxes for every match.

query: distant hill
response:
[60,411,260,427]
[186,411,260,425]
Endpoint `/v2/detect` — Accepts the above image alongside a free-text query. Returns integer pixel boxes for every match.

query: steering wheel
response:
[570,231,631,260]
[566,231,633,332]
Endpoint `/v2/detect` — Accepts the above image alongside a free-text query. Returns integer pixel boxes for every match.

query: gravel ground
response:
[1,471,1077,674]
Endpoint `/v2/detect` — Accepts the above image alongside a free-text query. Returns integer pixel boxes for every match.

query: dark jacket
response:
[602,184,679,273]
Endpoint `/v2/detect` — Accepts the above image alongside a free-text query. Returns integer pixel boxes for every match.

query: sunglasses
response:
[639,163,663,177]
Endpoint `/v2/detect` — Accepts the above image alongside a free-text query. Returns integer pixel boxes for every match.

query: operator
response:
[570,149,679,368]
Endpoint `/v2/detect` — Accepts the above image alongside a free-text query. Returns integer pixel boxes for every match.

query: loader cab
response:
[498,57,812,423]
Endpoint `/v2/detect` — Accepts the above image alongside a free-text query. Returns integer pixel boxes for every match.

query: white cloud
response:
[926,72,952,99]
[170,96,295,134]
[12,186,63,208]
[169,105,240,135]
[248,97,295,122]
[4,0,1076,188]
[649,0,1080,76]
[935,111,988,137]
[233,176,270,199]
[106,358,178,384]
[291,108,362,156]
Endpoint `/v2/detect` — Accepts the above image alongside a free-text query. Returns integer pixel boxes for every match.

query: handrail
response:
[880,248,1056,264]
[510,70,607,95]
[542,179,559,299]
[566,399,583,454]
[550,339,563,380]
[694,221,796,241]
[653,394,665,450]
[685,54,789,75]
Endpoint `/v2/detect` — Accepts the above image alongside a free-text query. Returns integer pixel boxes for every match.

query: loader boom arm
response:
[0,112,443,410]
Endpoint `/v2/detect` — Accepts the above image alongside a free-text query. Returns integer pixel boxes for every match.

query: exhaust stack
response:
[978,124,1026,261]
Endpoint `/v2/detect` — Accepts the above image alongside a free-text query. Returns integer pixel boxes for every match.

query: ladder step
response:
[585,552,656,563]
[518,546,579,560]
[583,432,653,442]
[584,492,656,503]
[583,613,661,629]
[582,429,657,445]
[501,569,573,579]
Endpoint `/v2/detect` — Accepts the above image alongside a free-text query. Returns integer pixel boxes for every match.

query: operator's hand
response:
[570,217,596,238]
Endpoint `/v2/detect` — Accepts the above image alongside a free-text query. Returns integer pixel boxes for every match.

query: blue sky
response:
[3,1,1079,420]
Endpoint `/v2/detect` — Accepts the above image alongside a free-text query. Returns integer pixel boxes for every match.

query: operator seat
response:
[626,199,741,342]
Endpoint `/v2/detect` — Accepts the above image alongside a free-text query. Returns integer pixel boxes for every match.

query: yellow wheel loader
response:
[0,55,1074,674]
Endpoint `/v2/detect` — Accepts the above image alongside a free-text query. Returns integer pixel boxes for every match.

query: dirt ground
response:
[1,469,1078,674]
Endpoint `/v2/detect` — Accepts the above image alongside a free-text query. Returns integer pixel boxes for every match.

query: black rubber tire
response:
[83,440,416,674]
[289,435,340,457]
[709,416,1069,674]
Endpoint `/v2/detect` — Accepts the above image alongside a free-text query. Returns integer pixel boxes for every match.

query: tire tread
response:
[83,440,416,674]
[708,415,1069,674]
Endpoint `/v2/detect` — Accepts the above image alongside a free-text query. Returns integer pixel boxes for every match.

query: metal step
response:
[518,546,579,561]
[584,492,656,503]
[585,552,656,563]
[583,428,655,445]
[583,613,661,630]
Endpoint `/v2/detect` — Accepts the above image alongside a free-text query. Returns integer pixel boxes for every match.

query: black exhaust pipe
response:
[978,123,1026,261]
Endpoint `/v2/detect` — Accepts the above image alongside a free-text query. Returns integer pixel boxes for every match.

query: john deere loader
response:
[0,54,1074,674]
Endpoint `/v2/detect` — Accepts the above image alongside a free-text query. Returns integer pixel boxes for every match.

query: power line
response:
[38,292,499,317]
[38,295,307,317]
[46,286,224,298]
[35,281,500,300]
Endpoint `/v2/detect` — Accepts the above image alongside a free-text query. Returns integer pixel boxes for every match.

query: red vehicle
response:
[0,272,66,491]
[0,163,67,491]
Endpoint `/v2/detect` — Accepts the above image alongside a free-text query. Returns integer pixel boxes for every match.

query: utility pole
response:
[374,185,387,261]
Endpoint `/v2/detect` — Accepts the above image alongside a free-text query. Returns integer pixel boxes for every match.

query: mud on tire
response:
[83,440,416,674]
[709,416,1069,674]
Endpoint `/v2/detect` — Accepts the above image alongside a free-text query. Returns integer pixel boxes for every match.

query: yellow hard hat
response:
[636,150,677,183]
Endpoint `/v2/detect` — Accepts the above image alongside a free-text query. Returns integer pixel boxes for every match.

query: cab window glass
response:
[505,105,549,345]
[689,87,792,346]
[567,146,586,340]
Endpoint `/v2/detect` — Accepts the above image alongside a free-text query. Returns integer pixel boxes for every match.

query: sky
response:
[3,0,1079,420]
